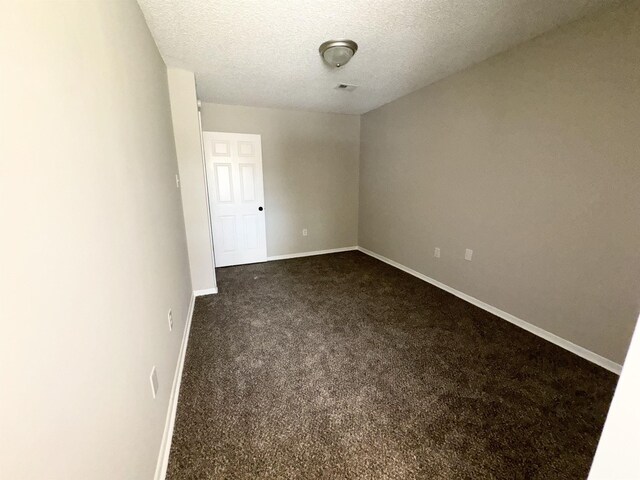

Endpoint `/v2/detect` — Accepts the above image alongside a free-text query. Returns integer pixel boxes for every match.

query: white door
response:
[203,132,267,267]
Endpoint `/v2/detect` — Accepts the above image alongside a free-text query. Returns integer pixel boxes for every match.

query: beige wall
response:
[201,103,360,257]
[0,2,192,479]
[358,1,640,365]
[167,69,216,292]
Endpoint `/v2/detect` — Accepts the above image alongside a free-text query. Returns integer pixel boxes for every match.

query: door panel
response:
[215,164,233,203]
[243,214,259,250]
[220,216,236,252]
[239,164,256,202]
[204,132,267,267]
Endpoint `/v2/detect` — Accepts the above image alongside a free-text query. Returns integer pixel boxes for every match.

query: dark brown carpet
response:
[167,251,617,479]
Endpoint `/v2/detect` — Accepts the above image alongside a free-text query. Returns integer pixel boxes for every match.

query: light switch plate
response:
[150,366,158,399]
[465,249,473,261]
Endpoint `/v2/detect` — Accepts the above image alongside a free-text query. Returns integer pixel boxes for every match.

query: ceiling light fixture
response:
[319,39,358,68]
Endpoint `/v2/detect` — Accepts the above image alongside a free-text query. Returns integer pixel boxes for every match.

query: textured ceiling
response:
[137,0,616,114]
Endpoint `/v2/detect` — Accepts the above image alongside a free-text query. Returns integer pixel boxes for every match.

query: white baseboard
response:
[154,292,196,480]
[357,246,622,375]
[267,246,358,262]
[194,287,218,296]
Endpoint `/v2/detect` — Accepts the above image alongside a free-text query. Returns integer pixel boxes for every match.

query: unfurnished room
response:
[1,1,639,479]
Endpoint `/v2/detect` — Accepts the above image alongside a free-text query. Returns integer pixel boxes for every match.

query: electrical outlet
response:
[465,249,473,261]
[175,174,180,189]
[434,247,441,258]
[167,309,173,331]
[302,228,308,237]
[150,366,159,399]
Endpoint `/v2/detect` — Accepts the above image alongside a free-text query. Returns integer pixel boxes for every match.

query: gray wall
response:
[0,2,192,479]
[200,103,360,257]
[358,1,640,365]
[168,68,217,292]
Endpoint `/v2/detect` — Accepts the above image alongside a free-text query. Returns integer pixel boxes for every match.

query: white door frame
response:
[197,103,217,284]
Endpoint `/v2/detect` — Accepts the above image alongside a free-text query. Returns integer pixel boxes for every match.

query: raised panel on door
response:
[204,132,267,267]
[212,140,230,156]
[243,214,259,250]
[214,164,233,203]
[239,164,256,202]
[237,141,254,157]
[220,216,237,252]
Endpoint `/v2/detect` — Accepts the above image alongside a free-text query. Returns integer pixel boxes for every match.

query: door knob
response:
[258,206,264,211]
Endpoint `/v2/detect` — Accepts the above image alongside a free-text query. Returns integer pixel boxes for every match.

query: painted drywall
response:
[201,103,360,257]
[358,0,640,365]
[0,2,192,479]
[167,68,216,292]
[589,314,640,478]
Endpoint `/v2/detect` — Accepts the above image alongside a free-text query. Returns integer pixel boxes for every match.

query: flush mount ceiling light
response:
[319,39,358,68]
